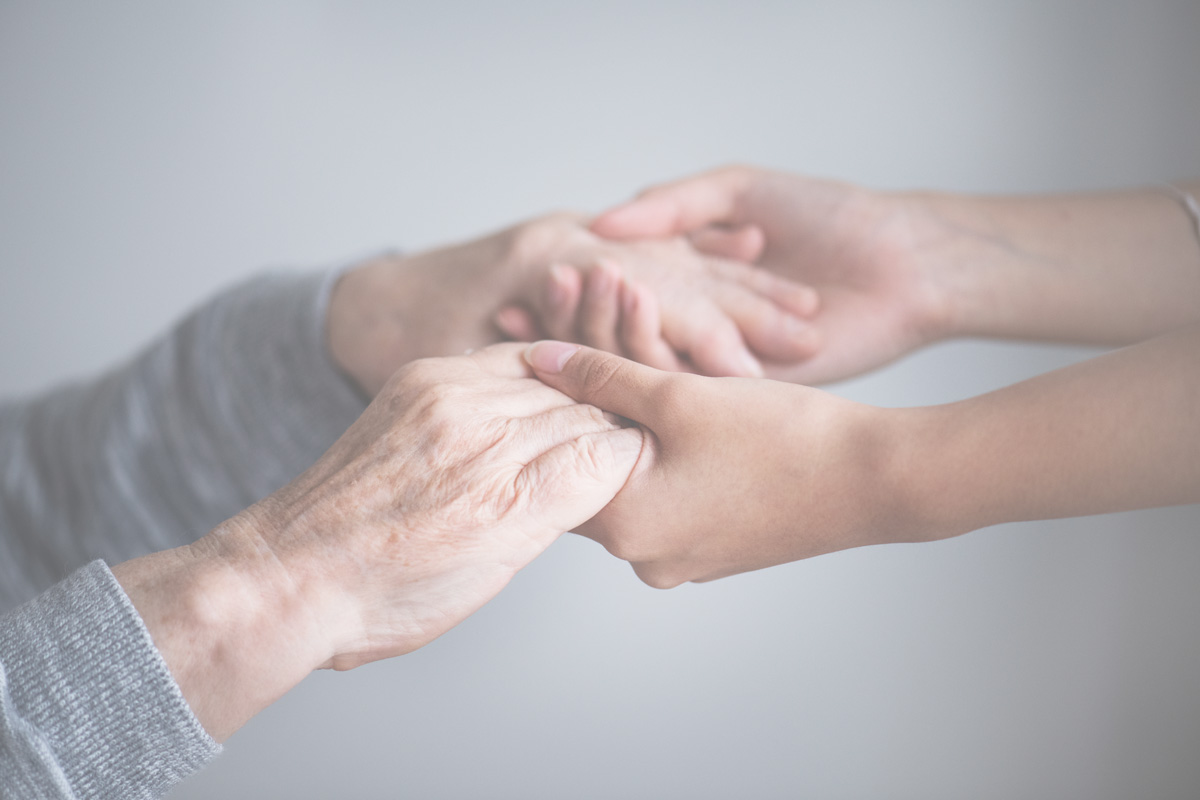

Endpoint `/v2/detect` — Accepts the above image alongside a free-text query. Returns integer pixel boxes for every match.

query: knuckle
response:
[412,382,464,435]
[391,357,440,391]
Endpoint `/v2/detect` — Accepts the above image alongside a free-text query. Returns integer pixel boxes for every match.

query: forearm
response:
[898,324,1200,539]
[905,181,1200,344]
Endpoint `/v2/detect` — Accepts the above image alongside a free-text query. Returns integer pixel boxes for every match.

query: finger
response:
[502,400,624,466]
[705,258,820,318]
[523,341,673,423]
[515,427,646,548]
[712,285,822,363]
[578,259,623,354]
[618,279,686,372]
[689,223,766,262]
[494,306,542,342]
[462,341,542,379]
[662,307,763,378]
[540,263,583,341]
[590,166,754,240]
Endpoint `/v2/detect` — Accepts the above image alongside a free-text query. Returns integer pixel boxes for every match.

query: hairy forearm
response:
[896,324,1200,539]
[904,181,1200,345]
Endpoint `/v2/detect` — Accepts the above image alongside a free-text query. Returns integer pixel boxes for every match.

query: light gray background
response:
[2,1,1199,798]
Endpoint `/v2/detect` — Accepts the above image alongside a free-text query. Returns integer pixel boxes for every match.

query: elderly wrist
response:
[114,514,338,740]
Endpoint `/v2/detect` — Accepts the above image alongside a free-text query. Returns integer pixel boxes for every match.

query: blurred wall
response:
[2,2,1198,798]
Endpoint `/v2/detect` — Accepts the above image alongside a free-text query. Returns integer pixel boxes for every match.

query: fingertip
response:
[494,306,539,341]
[589,204,634,238]
[690,224,766,263]
[524,340,582,375]
[769,279,821,318]
[591,198,677,240]
[693,340,764,378]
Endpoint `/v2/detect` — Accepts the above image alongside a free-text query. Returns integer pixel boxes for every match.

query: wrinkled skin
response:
[217,343,646,669]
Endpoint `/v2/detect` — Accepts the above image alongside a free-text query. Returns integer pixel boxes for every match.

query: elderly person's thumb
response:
[524,341,665,422]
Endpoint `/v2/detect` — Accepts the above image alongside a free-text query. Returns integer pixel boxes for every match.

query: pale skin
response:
[513,164,1200,586]
[327,211,820,395]
[85,209,819,745]
[112,345,646,741]
[580,165,1200,383]
[87,168,1200,747]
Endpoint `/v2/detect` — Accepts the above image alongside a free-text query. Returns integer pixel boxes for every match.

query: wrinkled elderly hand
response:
[330,212,819,396]
[523,341,911,588]
[115,343,643,739]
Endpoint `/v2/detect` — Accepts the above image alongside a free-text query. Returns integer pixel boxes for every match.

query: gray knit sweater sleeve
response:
[0,268,369,797]
[0,268,367,610]
[0,561,218,800]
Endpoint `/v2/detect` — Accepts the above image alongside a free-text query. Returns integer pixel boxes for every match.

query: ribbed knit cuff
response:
[0,560,219,799]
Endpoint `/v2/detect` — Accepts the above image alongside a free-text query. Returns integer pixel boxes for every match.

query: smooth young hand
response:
[523,340,910,588]
[589,166,947,384]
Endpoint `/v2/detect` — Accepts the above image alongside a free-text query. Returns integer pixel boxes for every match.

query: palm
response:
[737,176,937,384]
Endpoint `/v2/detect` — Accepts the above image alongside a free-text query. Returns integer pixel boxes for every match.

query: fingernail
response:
[525,341,581,374]
[738,349,764,378]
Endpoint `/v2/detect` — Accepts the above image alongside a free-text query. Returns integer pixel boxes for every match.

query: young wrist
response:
[884,189,986,343]
[877,400,988,545]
